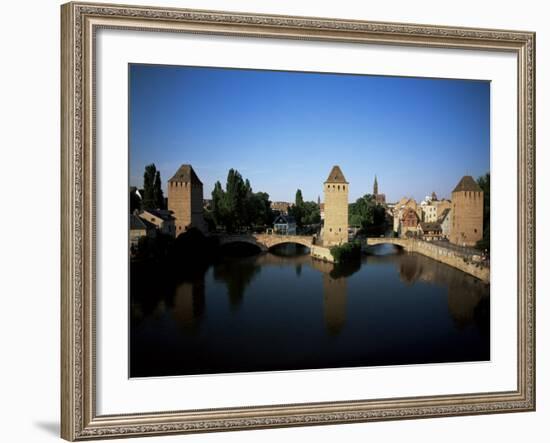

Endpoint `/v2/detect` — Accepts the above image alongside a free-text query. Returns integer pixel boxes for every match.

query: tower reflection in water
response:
[130,242,490,377]
[139,243,488,337]
[322,274,347,335]
[172,280,205,331]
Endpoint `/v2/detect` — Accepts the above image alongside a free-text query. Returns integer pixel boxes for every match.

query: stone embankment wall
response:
[310,245,336,263]
[407,240,489,283]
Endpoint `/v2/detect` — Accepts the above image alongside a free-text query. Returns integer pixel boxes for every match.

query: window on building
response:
[329,228,332,232]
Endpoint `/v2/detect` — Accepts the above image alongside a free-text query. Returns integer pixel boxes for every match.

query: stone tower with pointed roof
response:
[322,165,349,246]
[168,164,206,236]
[449,175,483,246]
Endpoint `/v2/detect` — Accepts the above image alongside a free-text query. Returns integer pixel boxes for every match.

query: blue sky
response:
[129,64,490,203]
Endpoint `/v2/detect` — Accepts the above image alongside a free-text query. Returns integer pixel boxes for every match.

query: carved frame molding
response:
[61,2,535,440]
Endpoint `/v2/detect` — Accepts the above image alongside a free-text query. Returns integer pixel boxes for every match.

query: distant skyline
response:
[129,64,490,203]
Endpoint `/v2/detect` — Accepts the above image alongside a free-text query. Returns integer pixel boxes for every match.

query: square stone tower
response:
[449,176,484,246]
[322,165,349,246]
[168,164,206,236]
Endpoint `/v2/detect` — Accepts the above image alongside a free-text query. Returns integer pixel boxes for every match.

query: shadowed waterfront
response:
[130,244,489,377]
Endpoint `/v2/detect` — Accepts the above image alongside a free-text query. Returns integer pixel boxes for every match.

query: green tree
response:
[348,194,386,231]
[210,169,273,232]
[289,189,304,227]
[225,169,247,231]
[153,170,165,209]
[248,192,273,227]
[330,241,361,263]
[301,201,321,225]
[476,173,490,251]
[142,164,157,210]
[295,189,304,207]
[288,189,320,229]
[243,178,255,227]
[211,181,225,226]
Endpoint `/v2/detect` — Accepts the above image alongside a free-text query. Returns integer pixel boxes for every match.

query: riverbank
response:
[407,240,489,283]
[365,238,489,283]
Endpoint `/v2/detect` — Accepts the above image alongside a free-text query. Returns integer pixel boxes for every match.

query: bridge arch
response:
[217,233,315,253]
[265,239,313,250]
[365,237,411,251]
[218,236,268,252]
[254,234,314,250]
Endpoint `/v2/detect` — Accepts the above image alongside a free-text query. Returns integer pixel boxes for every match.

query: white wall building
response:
[421,203,438,222]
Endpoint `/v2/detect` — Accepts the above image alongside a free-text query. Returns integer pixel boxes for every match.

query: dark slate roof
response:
[129,214,155,231]
[168,164,203,184]
[438,208,451,222]
[452,176,482,193]
[145,209,175,221]
[324,165,348,184]
[420,222,442,232]
[274,214,296,225]
[130,214,145,230]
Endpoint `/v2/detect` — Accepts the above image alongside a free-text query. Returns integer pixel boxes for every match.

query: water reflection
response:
[255,245,353,335]
[367,244,489,333]
[213,258,261,308]
[322,274,347,335]
[172,280,205,331]
[130,243,490,377]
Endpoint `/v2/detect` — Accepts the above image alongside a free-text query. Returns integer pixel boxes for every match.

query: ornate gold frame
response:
[61,2,536,440]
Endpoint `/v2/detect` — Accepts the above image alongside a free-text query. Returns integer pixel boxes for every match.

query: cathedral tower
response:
[373,174,386,204]
[322,165,349,246]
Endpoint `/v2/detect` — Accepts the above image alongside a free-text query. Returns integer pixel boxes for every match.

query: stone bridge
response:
[365,237,411,250]
[217,233,315,252]
[215,235,489,282]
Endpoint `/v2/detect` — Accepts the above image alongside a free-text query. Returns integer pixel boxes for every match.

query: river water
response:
[130,244,490,377]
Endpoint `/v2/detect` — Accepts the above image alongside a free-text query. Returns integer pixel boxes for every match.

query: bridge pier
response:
[310,245,336,263]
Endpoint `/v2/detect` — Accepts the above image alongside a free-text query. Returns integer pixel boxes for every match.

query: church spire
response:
[373,175,378,195]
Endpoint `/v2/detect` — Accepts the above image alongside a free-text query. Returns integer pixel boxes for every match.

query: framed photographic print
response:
[61,1,536,440]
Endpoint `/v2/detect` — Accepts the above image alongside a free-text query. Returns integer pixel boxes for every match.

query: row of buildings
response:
[318,166,484,247]
[391,175,484,246]
[392,194,452,240]
[130,163,484,250]
[129,208,176,247]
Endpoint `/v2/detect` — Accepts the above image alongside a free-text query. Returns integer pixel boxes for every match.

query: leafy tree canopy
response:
[211,169,273,233]
[348,194,386,231]
[476,172,490,252]
[288,189,320,228]
[142,164,165,210]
